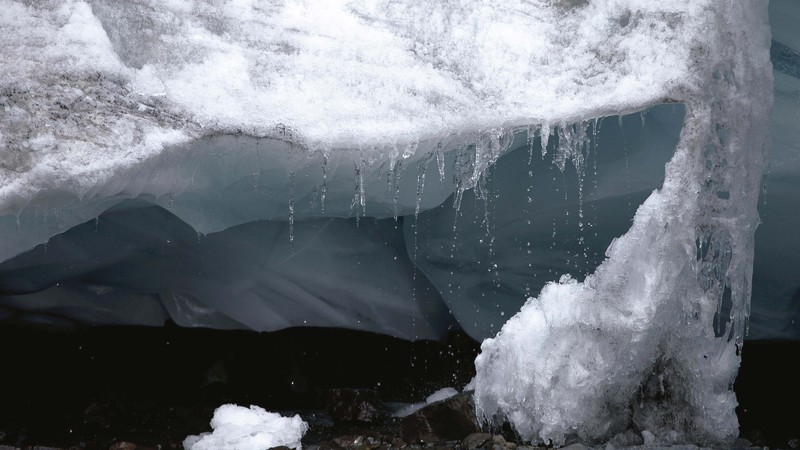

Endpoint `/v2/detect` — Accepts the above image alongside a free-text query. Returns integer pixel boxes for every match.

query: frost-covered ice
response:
[474,1,772,447]
[183,404,307,450]
[0,0,780,447]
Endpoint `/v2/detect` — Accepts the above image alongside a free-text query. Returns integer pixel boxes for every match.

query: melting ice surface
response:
[0,0,778,447]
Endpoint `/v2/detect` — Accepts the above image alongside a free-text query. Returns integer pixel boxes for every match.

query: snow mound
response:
[183,404,307,450]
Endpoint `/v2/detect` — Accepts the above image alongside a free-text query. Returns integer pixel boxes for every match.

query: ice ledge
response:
[1,0,703,206]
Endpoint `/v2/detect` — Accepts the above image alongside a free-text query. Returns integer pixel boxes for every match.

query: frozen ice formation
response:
[474,0,773,447]
[183,404,307,450]
[0,0,781,446]
[0,0,724,337]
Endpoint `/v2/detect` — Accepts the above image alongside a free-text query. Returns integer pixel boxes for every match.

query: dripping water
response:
[436,148,446,184]
[392,159,404,221]
[288,171,295,252]
[619,115,633,215]
[320,153,328,214]
[350,157,367,226]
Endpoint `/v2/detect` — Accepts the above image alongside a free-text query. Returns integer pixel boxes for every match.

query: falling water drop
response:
[320,153,328,214]
[288,171,295,249]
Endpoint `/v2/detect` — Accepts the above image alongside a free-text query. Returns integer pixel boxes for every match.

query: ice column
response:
[474,1,772,447]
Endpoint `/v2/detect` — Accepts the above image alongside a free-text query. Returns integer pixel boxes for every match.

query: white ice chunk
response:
[183,404,307,450]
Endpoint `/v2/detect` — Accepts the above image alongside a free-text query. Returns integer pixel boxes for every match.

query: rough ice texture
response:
[474,1,773,447]
[183,404,307,450]
[1,0,705,260]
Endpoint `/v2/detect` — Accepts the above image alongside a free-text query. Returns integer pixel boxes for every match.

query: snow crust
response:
[183,404,307,450]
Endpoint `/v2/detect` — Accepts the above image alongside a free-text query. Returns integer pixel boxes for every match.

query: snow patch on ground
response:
[183,404,307,450]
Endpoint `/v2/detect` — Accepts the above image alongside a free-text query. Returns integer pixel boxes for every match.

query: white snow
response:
[183,404,307,450]
[1,0,708,260]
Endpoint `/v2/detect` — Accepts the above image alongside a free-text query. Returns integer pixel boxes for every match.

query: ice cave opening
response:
[1,0,799,448]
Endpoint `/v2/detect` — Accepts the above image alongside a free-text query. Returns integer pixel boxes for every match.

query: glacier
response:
[0,0,785,447]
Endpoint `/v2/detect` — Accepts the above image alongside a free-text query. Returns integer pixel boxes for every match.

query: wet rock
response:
[332,436,365,448]
[325,389,387,423]
[109,443,137,450]
[559,444,588,450]
[461,433,492,450]
[401,392,481,443]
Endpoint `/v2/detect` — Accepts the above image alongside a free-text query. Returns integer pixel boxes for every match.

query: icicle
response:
[350,155,367,226]
[391,158,404,221]
[358,154,366,215]
[436,146,446,184]
[320,153,328,215]
[452,144,475,213]
[540,123,551,157]
[527,124,540,165]
[415,158,427,220]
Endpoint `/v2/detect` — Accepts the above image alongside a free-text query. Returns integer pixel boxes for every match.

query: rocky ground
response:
[0,326,797,450]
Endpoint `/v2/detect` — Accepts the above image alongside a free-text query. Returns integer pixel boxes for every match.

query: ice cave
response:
[0,0,798,448]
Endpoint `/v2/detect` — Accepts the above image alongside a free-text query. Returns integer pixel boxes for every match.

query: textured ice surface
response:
[474,0,772,446]
[183,404,307,450]
[0,0,705,262]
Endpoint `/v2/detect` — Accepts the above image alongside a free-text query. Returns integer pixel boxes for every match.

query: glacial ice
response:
[0,0,781,446]
[473,0,772,446]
